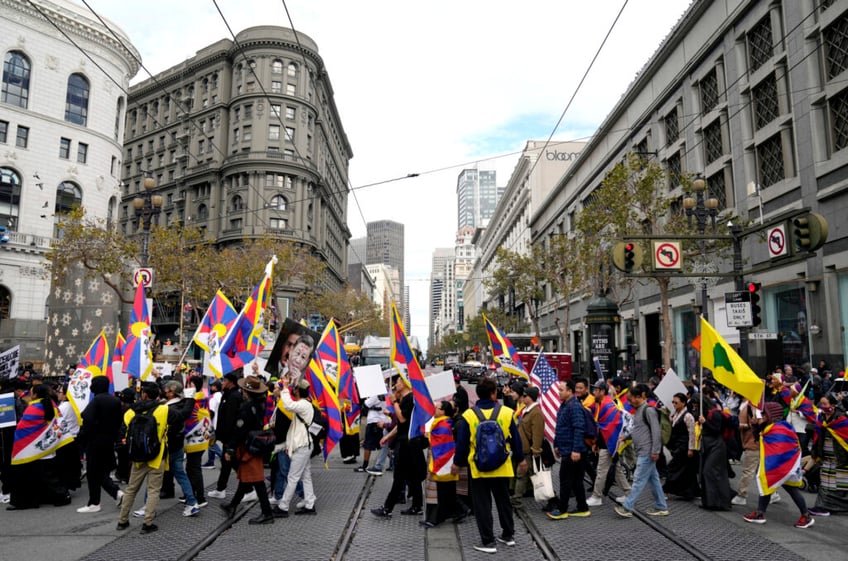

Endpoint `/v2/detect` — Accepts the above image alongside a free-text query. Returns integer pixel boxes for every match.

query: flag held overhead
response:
[699,317,764,406]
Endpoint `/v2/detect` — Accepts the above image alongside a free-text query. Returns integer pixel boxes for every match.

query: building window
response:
[824,13,848,80]
[244,104,252,118]
[15,125,28,148]
[708,170,727,210]
[243,125,252,141]
[231,194,244,211]
[271,104,281,119]
[757,134,785,187]
[269,195,287,210]
[747,15,773,72]
[2,51,31,108]
[233,128,240,143]
[265,174,284,188]
[270,217,287,230]
[752,73,779,130]
[233,107,240,121]
[59,137,71,159]
[285,126,295,142]
[287,62,297,77]
[271,81,282,94]
[664,107,679,145]
[197,203,208,221]
[229,217,242,230]
[271,59,283,74]
[65,73,90,126]
[77,142,88,163]
[703,120,723,164]
[286,84,296,96]
[0,167,22,227]
[700,69,719,114]
[269,125,280,141]
[115,97,124,140]
[56,181,82,215]
[285,175,293,189]
[666,151,681,190]
[829,87,848,151]
[198,139,204,154]
[0,120,7,143]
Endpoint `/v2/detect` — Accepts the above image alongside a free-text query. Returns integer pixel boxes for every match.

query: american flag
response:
[529,352,560,444]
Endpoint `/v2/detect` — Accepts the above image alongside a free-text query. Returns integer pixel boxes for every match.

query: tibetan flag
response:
[12,399,73,465]
[304,357,344,462]
[596,395,624,456]
[822,415,848,452]
[184,391,211,454]
[68,330,110,423]
[529,352,559,444]
[483,314,528,380]
[193,290,239,378]
[123,280,153,381]
[219,257,276,373]
[316,319,360,432]
[778,387,818,426]
[107,332,125,390]
[390,302,435,439]
[757,420,803,495]
[700,317,764,405]
[427,416,456,479]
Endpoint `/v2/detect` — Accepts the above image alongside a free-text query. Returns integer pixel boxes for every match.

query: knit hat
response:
[763,402,784,423]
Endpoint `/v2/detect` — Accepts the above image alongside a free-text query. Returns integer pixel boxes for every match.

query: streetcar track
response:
[514,506,560,561]
[334,474,376,561]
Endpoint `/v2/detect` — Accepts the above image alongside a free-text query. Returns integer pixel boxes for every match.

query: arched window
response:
[287,62,298,77]
[0,285,10,321]
[0,167,21,228]
[269,195,286,211]
[271,59,283,74]
[54,181,82,238]
[231,194,244,211]
[197,203,208,220]
[107,195,117,227]
[2,51,31,108]
[65,73,90,125]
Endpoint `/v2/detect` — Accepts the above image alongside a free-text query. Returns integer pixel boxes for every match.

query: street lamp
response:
[682,176,719,319]
[132,173,163,267]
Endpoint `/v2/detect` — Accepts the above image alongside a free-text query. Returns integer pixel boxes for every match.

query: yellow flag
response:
[700,317,764,405]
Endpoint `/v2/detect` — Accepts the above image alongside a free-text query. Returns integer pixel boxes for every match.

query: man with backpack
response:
[614,383,669,518]
[547,379,591,520]
[453,378,524,554]
[116,382,169,534]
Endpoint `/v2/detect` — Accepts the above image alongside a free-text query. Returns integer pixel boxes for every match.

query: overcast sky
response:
[80,0,692,347]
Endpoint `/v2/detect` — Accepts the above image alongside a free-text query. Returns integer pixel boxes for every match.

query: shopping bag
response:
[531,456,555,502]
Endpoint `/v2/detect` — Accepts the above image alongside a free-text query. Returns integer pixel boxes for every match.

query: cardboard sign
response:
[653,367,688,411]
[0,392,16,428]
[0,345,20,379]
[354,364,389,398]
[424,370,456,401]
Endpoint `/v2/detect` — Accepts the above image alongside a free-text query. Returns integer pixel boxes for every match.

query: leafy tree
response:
[485,246,547,344]
[541,235,587,353]
[294,286,385,339]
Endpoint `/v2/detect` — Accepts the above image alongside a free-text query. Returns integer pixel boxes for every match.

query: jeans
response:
[206,442,223,465]
[623,454,667,512]
[169,450,196,506]
[374,440,389,470]
[273,449,303,500]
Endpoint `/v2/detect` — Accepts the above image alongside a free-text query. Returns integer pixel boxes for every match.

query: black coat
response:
[79,386,123,452]
[166,397,196,452]
[215,386,243,447]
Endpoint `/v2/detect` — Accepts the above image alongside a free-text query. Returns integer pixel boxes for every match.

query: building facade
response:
[0,0,139,366]
[365,219,404,307]
[533,0,848,378]
[120,26,352,329]
[456,168,501,230]
[428,247,455,349]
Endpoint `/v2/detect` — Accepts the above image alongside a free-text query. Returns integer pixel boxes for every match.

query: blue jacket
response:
[554,396,586,455]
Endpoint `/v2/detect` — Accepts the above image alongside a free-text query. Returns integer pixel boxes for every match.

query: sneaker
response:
[354,466,367,473]
[770,492,781,504]
[546,509,569,520]
[132,508,146,518]
[615,495,628,505]
[295,499,306,509]
[342,457,358,464]
[473,543,497,554]
[178,496,187,503]
[182,504,200,517]
[115,490,124,507]
[116,521,129,530]
[586,496,603,507]
[366,467,383,476]
[371,506,391,518]
[76,504,101,513]
[646,508,669,516]
[201,462,216,470]
[196,500,208,508]
[731,495,747,506]
[807,507,830,517]
[271,506,288,518]
[569,510,592,518]
[0,493,10,504]
[795,515,815,529]
[269,497,279,505]
[294,506,316,515]
[208,490,226,499]
[140,523,158,534]
[243,491,258,502]
[400,506,422,515]
[614,506,633,518]
[743,511,766,524]
[496,535,516,546]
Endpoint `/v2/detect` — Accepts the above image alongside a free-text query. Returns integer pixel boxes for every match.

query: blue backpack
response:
[473,405,509,471]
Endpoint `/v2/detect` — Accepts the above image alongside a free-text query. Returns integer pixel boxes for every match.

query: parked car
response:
[462,360,487,383]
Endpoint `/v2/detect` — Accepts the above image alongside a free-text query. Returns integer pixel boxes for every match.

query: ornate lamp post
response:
[682,176,719,319]
[132,174,163,267]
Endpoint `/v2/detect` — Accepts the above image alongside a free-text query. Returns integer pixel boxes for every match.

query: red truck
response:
[516,352,573,381]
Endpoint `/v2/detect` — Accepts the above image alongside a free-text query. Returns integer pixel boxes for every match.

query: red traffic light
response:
[625,243,635,251]
[747,282,760,293]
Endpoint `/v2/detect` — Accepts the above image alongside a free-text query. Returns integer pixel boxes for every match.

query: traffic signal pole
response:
[731,224,749,362]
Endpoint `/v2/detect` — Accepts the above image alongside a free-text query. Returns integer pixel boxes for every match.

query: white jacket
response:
[279,387,314,453]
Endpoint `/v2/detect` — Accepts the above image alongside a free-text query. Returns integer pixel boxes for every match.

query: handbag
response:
[530,456,555,502]
[246,429,276,456]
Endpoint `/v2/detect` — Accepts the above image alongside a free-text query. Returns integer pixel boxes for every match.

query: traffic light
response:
[612,241,643,273]
[748,282,762,327]
[792,212,828,253]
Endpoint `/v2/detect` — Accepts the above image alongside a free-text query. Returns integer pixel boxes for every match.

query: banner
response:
[0,392,15,429]
[0,345,20,379]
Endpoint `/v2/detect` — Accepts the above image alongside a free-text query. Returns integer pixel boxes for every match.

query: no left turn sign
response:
[653,241,681,270]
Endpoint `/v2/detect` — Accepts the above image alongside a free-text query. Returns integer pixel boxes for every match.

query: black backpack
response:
[126,406,162,462]
[472,405,509,471]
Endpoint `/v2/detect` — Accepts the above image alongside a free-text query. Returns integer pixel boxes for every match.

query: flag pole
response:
[699,315,704,421]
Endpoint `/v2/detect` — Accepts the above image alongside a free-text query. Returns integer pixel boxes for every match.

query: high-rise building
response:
[0,0,139,367]
[428,247,455,350]
[120,26,353,337]
[366,220,404,307]
[456,168,502,230]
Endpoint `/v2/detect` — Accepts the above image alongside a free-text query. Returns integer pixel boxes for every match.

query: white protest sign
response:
[243,356,269,380]
[354,364,389,398]
[653,367,688,411]
[0,345,20,379]
[425,370,456,401]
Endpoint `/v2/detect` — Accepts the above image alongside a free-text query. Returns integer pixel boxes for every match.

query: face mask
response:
[821,406,834,415]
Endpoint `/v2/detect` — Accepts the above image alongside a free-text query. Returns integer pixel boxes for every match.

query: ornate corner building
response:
[120,25,353,318]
